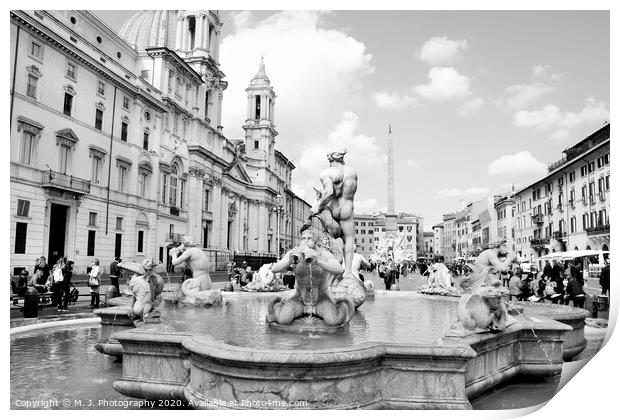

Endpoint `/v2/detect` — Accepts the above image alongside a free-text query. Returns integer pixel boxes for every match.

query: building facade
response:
[432,223,444,258]
[10,10,303,274]
[354,214,377,258]
[513,124,610,261]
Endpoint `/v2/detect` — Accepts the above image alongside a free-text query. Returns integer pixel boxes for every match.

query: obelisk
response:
[385,125,398,234]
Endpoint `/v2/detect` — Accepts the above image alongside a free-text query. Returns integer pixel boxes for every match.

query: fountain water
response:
[92,150,588,409]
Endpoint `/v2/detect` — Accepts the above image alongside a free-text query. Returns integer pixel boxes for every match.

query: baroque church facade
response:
[10,10,314,274]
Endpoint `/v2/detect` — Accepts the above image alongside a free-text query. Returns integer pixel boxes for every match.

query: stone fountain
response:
[95,150,588,409]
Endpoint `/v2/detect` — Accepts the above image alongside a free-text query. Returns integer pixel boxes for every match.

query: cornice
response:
[11,11,167,114]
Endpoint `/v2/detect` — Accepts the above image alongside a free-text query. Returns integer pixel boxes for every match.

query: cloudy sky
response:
[95,10,610,228]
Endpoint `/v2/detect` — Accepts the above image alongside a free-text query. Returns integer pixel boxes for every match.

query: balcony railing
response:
[41,170,90,195]
[202,210,213,221]
[586,224,610,236]
[548,156,568,172]
[170,206,180,216]
[531,213,544,225]
[553,231,566,240]
[568,199,575,208]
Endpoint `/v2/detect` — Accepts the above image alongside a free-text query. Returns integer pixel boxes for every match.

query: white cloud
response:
[414,67,471,101]
[500,83,554,110]
[228,11,254,31]
[532,64,562,81]
[220,11,374,144]
[549,129,570,144]
[297,111,385,174]
[513,98,610,131]
[374,90,417,109]
[487,151,547,177]
[434,187,489,199]
[458,96,485,116]
[418,36,468,66]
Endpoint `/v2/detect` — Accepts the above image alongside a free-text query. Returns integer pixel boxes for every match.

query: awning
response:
[537,250,609,261]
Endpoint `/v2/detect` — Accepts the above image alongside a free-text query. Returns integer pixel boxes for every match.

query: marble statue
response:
[242,263,288,292]
[267,230,355,329]
[418,262,462,297]
[120,259,165,322]
[458,239,519,293]
[305,149,358,280]
[445,240,518,337]
[445,280,514,337]
[170,236,221,306]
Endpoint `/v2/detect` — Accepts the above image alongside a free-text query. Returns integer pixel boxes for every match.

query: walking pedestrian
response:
[59,260,73,311]
[50,257,67,308]
[282,266,295,289]
[600,256,610,297]
[566,265,586,308]
[109,256,122,290]
[88,258,102,308]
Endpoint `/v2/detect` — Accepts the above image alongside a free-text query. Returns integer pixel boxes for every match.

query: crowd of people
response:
[227,261,295,291]
[11,256,127,311]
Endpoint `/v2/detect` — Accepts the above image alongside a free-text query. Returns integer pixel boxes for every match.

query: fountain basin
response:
[104,292,580,409]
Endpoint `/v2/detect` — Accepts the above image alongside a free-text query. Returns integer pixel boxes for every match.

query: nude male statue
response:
[169,236,212,290]
[305,149,358,279]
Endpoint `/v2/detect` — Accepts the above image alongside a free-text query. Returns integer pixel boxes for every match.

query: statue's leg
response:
[339,217,356,274]
[276,299,304,325]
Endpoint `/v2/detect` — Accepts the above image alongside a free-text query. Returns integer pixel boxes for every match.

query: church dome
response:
[119,10,179,50]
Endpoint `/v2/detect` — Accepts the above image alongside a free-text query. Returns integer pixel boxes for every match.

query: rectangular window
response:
[26,74,37,98]
[137,230,144,253]
[604,153,609,165]
[254,140,259,149]
[95,109,103,130]
[30,40,43,59]
[139,172,148,196]
[88,212,97,226]
[570,217,576,233]
[15,222,27,254]
[143,132,149,150]
[569,171,575,183]
[605,175,609,190]
[90,156,101,184]
[17,199,30,217]
[582,214,588,230]
[87,230,96,256]
[19,131,34,165]
[58,145,70,174]
[97,81,105,96]
[161,174,168,204]
[204,189,210,211]
[121,122,128,141]
[63,93,73,116]
[116,217,123,230]
[179,179,185,209]
[66,61,76,79]
[588,162,595,173]
[118,166,127,192]
[581,165,587,177]
[123,96,130,109]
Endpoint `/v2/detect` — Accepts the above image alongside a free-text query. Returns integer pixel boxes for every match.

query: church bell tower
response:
[242,58,278,183]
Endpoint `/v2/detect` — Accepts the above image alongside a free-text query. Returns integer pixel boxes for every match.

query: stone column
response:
[257,202,266,252]
[181,17,189,50]
[246,94,252,120]
[187,168,205,243]
[220,191,228,250]
[214,29,221,62]
[175,15,183,50]
[205,23,211,52]
[211,183,222,248]
[195,14,204,51]
[217,91,224,129]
